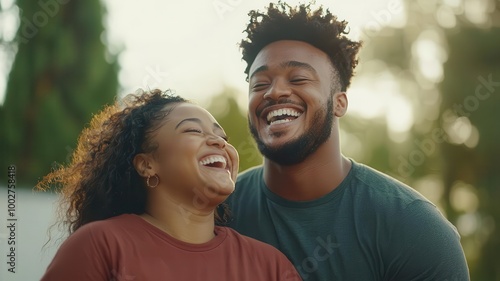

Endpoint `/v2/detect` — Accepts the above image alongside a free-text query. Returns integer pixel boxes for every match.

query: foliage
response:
[350,1,500,280]
[206,88,262,172]
[440,26,500,280]
[0,0,119,186]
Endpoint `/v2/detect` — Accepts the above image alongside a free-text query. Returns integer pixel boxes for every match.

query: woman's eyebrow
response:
[175,118,202,129]
[213,123,223,130]
[175,118,224,132]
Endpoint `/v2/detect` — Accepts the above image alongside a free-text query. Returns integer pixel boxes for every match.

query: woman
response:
[38,89,301,280]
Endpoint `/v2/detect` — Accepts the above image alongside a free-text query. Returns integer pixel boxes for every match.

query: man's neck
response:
[263,138,351,201]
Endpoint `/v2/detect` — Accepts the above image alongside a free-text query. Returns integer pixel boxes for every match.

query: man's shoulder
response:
[353,161,425,195]
[351,162,462,251]
[350,160,434,212]
[352,160,409,189]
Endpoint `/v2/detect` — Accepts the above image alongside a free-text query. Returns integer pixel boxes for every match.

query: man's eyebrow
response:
[175,118,202,129]
[280,61,317,74]
[175,118,224,131]
[249,61,317,80]
[249,65,269,79]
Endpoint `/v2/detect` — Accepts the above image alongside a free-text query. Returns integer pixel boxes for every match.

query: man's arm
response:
[385,200,470,281]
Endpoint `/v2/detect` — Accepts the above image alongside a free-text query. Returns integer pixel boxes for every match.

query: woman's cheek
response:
[226,144,239,182]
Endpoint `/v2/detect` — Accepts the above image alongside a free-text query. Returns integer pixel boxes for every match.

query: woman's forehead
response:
[162,103,220,128]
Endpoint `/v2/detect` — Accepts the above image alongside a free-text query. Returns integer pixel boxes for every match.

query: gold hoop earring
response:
[146,174,159,188]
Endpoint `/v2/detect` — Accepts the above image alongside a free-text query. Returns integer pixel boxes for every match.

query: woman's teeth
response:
[199,155,227,168]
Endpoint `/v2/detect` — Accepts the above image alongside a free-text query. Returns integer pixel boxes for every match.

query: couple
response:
[39,2,469,281]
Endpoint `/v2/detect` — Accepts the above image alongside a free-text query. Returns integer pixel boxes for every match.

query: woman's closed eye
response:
[184,128,203,134]
[185,129,229,142]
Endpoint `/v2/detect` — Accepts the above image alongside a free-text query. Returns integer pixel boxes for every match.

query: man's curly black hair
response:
[240,1,362,91]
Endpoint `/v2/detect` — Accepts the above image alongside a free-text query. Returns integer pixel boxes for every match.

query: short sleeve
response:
[384,200,470,281]
[40,224,112,281]
[276,252,302,281]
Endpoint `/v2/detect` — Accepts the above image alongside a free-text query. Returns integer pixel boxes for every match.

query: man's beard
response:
[249,94,334,166]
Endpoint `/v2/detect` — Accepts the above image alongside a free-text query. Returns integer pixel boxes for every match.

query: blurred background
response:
[0,0,499,280]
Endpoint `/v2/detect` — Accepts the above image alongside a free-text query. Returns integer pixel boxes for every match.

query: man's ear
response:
[133,153,156,177]
[334,92,348,117]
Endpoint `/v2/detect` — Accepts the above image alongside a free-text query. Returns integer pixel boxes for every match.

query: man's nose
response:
[263,78,291,100]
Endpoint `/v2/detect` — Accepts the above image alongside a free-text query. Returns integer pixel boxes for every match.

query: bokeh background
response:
[1,0,499,280]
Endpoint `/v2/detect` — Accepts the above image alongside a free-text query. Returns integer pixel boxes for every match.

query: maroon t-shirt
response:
[41,214,301,280]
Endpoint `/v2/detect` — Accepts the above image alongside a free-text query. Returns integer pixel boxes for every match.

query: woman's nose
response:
[206,134,226,148]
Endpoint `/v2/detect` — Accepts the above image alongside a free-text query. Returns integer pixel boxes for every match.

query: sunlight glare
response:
[412,30,447,83]
[451,181,479,213]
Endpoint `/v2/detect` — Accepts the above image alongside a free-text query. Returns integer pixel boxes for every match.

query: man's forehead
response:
[250,41,332,75]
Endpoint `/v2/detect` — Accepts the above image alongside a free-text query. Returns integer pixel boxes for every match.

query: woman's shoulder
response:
[79,213,138,230]
[65,214,141,243]
[219,227,302,279]
[220,226,285,256]
[50,214,142,261]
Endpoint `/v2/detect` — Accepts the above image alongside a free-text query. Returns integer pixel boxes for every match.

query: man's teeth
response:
[199,155,227,168]
[270,119,293,125]
[266,108,302,124]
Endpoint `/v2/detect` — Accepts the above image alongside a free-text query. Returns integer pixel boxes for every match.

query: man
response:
[227,2,470,280]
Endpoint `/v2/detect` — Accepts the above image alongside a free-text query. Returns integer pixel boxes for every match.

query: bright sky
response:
[0,0,411,131]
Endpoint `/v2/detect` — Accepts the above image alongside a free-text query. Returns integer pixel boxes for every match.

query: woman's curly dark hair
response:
[240,1,362,91]
[37,89,230,235]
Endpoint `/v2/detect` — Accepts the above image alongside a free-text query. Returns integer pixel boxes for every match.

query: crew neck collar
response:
[260,159,357,208]
[126,214,228,252]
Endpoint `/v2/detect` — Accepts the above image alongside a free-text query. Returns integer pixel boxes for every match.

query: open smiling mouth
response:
[266,108,303,125]
[199,155,228,170]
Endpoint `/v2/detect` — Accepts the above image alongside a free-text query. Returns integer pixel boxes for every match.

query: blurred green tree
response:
[440,26,500,281]
[0,0,119,186]
[351,1,500,280]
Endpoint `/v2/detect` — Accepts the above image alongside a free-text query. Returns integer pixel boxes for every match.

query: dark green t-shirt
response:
[226,160,469,281]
